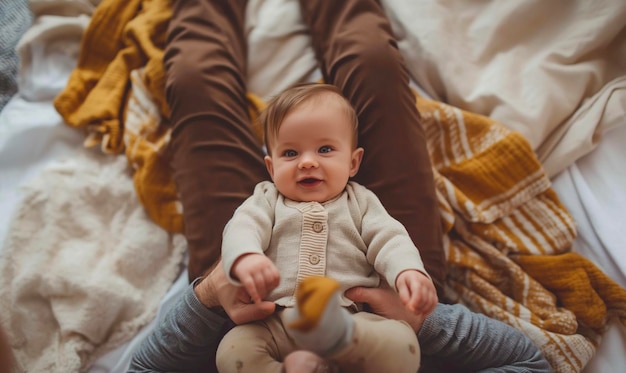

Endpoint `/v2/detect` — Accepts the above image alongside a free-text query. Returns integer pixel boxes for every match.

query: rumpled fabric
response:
[48,0,626,372]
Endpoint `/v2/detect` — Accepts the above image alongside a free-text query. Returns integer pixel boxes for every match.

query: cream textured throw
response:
[0,152,186,372]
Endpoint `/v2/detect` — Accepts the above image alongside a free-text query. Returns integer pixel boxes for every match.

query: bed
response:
[1,0,625,372]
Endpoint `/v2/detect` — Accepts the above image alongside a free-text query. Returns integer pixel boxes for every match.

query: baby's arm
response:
[396,270,437,316]
[231,253,280,304]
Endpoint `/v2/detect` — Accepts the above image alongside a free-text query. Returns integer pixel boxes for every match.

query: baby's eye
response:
[283,149,297,157]
[319,146,332,154]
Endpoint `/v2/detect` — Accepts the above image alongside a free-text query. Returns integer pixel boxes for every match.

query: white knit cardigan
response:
[222,181,429,307]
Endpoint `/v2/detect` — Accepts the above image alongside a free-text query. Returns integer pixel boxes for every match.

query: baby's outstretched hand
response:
[395,270,437,316]
[232,253,280,304]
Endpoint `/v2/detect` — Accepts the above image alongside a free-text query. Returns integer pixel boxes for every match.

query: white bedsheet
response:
[383,0,626,178]
[1,0,624,372]
[552,123,626,373]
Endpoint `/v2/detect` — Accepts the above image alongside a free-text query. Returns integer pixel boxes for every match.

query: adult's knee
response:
[163,45,248,130]
[164,54,207,105]
[338,30,407,87]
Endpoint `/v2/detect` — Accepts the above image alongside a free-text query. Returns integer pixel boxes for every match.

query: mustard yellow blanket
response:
[54,0,626,372]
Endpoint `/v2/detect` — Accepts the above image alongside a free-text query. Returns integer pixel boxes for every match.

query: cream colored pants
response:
[216,311,420,373]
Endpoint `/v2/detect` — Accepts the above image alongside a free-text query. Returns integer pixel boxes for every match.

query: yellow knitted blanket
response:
[54,0,626,372]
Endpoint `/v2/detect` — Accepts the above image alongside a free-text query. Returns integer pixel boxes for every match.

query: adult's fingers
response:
[345,286,393,312]
[345,285,426,333]
[229,299,276,325]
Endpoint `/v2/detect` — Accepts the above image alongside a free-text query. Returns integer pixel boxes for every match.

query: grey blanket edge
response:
[0,0,33,112]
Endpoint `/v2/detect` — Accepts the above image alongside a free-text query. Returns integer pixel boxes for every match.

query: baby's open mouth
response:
[299,178,320,184]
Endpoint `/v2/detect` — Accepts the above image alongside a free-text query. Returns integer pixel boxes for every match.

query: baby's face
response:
[264,98,363,203]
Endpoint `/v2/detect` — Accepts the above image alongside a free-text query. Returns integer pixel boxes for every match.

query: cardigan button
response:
[312,222,324,233]
[309,254,320,265]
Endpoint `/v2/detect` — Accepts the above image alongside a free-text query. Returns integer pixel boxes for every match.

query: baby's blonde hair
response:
[260,83,358,155]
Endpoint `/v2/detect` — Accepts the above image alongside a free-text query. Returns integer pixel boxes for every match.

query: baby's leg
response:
[216,316,295,373]
[330,312,421,373]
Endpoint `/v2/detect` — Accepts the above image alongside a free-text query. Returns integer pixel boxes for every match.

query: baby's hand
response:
[232,253,280,304]
[395,270,437,316]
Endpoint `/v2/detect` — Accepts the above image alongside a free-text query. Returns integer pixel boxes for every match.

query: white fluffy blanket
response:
[0,151,186,372]
[1,2,184,371]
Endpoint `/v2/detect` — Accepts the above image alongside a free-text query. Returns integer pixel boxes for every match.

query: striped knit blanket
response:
[53,0,626,372]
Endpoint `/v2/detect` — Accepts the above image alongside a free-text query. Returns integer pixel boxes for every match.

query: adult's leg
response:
[419,304,552,373]
[165,0,268,281]
[299,0,446,292]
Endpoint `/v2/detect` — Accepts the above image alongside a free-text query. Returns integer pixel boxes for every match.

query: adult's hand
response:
[345,280,430,333]
[194,261,276,325]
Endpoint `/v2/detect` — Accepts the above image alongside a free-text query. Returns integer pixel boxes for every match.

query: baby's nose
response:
[298,154,319,169]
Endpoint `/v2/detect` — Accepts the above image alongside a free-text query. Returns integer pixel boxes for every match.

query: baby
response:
[216,83,437,373]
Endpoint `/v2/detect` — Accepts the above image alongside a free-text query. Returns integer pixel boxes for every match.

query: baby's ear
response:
[349,147,364,177]
[264,155,275,179]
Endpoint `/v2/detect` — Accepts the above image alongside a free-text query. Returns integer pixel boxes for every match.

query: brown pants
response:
[164,0,445,292]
